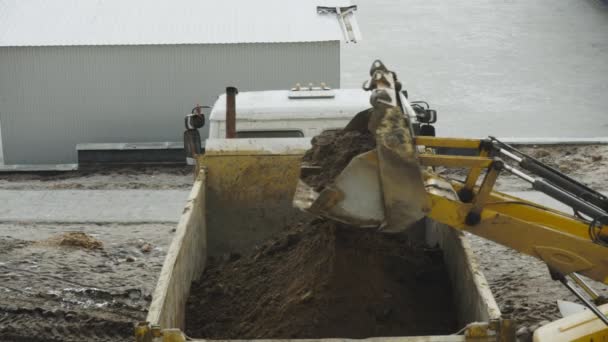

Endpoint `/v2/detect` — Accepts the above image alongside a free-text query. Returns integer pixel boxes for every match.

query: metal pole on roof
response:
[225,87,238,139]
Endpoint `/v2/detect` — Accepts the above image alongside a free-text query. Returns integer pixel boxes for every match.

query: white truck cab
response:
[207,88,372,139]
[183,86,437,163]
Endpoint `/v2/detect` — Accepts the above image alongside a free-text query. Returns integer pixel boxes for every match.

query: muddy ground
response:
[0,222,175,342]
[0,144,606,341]
[0,165,193,190]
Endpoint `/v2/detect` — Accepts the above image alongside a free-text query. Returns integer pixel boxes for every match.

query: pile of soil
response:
[301,130,376,191]
[38,232,103,250]
[185,219,458,339]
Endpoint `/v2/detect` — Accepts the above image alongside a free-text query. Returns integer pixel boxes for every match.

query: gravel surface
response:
[0,165,186,341]
[0,165,193,190]
[0,222,175,342]
[438,145,608,191]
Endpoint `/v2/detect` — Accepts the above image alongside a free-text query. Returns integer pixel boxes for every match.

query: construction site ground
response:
[0,145,607,341]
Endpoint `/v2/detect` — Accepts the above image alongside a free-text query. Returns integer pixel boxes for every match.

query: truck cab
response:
[184,86,436,164]
[207,87,371,139]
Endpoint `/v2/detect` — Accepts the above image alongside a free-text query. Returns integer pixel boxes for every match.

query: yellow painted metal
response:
[449,182,596,239]
[196,151,309,256]
[497,319,516,342]
[415,136,482,149]
[463,149,490,192]
[468,163,500,217]
[418,154,493,168]
[414,139,608,280]
[459,320,515,341]
[464,323,492,338]
[152,326,162,338]
[425,178,608,283]
[199,153,303,204]
[134,322,152,342]
[572,330,608,342]
[534,303,608,341]
[162,329,187,342]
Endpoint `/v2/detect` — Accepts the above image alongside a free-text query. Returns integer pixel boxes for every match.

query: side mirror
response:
[424,109,437,124]
[185,113,205,130]
[184,106,208,165]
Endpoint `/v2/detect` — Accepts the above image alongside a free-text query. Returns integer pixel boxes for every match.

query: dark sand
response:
[185,219,458,339]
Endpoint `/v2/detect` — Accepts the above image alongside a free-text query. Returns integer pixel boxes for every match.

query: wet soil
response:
[185,219,458,339]
[0,223,175,342]
[302,130,376,191]
[37,232,104,250]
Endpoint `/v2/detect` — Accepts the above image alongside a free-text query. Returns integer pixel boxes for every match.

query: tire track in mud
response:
[0,226,172,342]
[0,305,134,342]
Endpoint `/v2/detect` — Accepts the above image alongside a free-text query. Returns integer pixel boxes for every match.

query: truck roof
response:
[209,89,371,121]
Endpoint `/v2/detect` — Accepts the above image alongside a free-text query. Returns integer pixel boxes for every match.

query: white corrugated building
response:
[0,0,360,167]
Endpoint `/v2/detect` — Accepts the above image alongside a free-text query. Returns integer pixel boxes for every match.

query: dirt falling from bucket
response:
[301,130,376,191]
[185,220,458,339]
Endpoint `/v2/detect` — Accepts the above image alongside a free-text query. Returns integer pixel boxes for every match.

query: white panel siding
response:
[0,42,340,164]
[0,0,358,46]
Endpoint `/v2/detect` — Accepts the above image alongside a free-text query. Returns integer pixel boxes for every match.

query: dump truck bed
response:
[144,138,503,341]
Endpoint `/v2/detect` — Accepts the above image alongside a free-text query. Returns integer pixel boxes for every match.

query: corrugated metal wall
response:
[0,42,339,164]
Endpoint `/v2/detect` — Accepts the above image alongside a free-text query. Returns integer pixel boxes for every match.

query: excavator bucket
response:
[293,150,384,227]
[293,60,430,232]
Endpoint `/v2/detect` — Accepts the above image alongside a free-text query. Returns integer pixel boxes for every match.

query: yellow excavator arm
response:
[418,136,608,284]
[293,60,608,330]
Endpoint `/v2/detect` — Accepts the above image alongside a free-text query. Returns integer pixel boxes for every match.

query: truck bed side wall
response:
[426,220,502,326]
[146,138,501,334]
[146,171,207,330]
[200,150,311,256]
